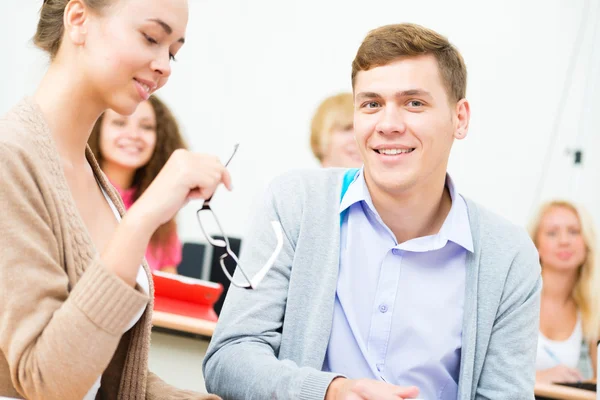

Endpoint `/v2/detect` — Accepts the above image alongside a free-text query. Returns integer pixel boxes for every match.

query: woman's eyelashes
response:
[143,33,158,45]
[143,33,177,62]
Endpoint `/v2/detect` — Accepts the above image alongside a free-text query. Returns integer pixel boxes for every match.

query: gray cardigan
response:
[203,169,542,400]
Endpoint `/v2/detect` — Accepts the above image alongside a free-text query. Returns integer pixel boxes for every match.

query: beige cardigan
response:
[0,98,219,400]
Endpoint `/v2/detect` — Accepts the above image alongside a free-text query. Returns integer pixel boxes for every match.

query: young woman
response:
[529,201,600,383]
[89,96,186,274]
[0,0,226,398]
[309,92,362,168]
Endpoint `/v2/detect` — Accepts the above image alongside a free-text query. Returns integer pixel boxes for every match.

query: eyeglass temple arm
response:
[203,143,239,205]
[249,221,284,288]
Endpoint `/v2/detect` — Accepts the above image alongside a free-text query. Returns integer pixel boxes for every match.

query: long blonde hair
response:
[528,200,600,342]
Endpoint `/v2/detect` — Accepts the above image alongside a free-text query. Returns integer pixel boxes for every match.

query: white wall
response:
[2,0,600,245]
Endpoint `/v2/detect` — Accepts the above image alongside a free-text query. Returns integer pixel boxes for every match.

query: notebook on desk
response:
[152,271,223,322]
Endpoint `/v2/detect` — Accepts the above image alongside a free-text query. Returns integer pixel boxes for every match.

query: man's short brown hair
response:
[351,23,467,103]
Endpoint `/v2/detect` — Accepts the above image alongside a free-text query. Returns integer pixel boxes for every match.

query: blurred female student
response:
[89,96,184,274]
[310,92,362,168]
[529,200,599,383]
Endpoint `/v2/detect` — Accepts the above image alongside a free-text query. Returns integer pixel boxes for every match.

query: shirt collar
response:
[339,168,366,213]
[440,175,474,252]
[339,168,473,253]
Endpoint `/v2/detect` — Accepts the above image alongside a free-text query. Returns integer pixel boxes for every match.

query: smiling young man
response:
[203,23,542,400]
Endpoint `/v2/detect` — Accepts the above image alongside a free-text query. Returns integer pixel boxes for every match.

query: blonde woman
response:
[0,0,227,398]
[310,92,362,168]
[529,201,600,383]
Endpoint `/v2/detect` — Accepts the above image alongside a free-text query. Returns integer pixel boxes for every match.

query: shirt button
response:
[392,248,402,256]
[379,304,388,313]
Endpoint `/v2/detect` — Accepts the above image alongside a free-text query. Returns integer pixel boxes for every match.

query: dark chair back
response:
[177,242,207,280]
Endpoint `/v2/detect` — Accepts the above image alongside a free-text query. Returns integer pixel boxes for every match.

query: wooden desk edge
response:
[534,382,595,400]
[152,311,216,337]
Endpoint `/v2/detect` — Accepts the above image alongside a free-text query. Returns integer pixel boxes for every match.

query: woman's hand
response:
[104,149,232,286]
[130,149,232,229]
[536,365,584,383]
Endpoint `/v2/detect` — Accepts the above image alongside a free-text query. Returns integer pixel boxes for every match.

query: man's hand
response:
[326,378,420,400]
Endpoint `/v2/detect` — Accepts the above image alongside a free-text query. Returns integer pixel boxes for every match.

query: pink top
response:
[113,183,183,272]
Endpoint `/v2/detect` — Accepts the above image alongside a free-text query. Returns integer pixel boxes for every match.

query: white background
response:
[2,0,599,245]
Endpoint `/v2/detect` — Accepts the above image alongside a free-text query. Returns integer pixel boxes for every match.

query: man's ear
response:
[454,98,470,140]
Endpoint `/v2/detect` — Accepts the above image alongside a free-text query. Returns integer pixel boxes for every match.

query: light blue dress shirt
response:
[323,169,474,400]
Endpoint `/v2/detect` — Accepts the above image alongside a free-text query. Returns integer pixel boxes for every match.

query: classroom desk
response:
[152,310,216,337]
[534,382,596,400]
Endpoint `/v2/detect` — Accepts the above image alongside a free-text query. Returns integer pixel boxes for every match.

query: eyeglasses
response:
[196,144,283,289]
